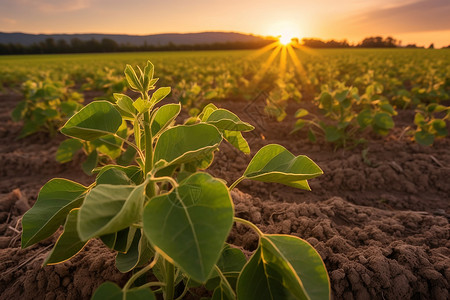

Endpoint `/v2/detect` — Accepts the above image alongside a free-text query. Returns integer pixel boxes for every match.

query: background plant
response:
[11,78,83,138]
[413,103,450,145]
[21,61,330,300]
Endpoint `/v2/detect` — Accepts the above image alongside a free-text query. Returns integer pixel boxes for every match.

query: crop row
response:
[3,49,450,147]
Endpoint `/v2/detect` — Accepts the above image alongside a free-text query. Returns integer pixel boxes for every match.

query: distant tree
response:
[428,43,434,49]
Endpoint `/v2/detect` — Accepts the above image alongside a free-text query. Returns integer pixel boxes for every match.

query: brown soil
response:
[0,91,449,299]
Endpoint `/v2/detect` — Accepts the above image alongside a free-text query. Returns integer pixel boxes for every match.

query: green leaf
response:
[44,209,88,265]
[323,126,342,142]
[151,87,171,105]
[415,131,434,146]
[223,130,250,154]
[356,109,372,129]
[96,168,134,185]
[380,103,396,115]
[206,244,247,291]
[143,61,155,91]
[206,109,254,132]
[307,129,316,142]
[21,179,87,248]
[151,103,181,137]
[432,119,448,136]
[124,65,143,92]
[82,149,98,175]
[199,103,219,121]
[414,113,425,126]
[133,97,151,114]
[61,101,122,141]
[374,112,394,130]
[237,235,330,300]
[92,282,155,300]
[335,90,349,103]
[56,139,83,163]
[143,172,233,282]
[11,100,26,122]
[212,282,235,300]
[116,229,143,272]
[243,144,322,190]
[77,183,146,241]
[96,165,143,185]
[294,109,308,118]
[264,235,330,300]
[114,93,137,116]
[154,124,222,168]
[100,227,137,253]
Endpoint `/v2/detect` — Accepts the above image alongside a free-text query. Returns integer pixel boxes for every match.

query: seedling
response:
[413,103,449,145]
[11,79,83,138]
[21,61,330,299]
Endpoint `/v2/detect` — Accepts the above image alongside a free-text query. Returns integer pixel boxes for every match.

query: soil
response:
[0,90,449,300]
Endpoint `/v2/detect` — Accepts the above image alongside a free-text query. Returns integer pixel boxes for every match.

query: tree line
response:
[0,38,275,55]
[0,36,446,54]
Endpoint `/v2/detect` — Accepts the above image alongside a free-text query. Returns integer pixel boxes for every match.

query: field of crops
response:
[1,48,449,299]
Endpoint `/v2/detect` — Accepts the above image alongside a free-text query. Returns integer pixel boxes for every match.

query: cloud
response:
[18,0,91,13]
[353,0,450,33]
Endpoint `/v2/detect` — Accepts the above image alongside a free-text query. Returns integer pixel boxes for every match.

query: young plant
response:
[21,61,330,300]
[413,103,449,145]
[292,82,396,148]
[12,79,84,138]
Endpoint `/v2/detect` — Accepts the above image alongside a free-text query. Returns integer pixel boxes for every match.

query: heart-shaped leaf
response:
[237,235,330,300]
[21,179,87,248]
[154,124,222,169]
[77,183,146,241]
[143,172,233,282]
[61,101,122,141]
[44,209,88,265]
[243,144,323,190]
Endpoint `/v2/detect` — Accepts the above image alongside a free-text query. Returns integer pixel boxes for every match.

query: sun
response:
[279,35,293,45]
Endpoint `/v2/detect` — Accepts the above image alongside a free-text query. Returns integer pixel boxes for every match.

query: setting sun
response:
[279,35,292,45]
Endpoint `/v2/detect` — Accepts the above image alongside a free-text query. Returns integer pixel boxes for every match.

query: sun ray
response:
[279,45,287,77]
[286,44,308,85]
[251,45,282,85]
[248,41,279,59]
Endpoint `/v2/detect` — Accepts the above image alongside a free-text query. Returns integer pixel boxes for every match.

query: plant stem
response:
[123,253,159,292]
[164,259,175,300]
[174,278,190,300]
[234,217,264,237]
[143,111,156,197]
[228,176,244,191]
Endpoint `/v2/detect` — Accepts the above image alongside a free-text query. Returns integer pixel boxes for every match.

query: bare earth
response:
[0,91,449,299]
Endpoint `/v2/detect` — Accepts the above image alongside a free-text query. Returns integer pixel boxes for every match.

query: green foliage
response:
[11,79,83,138]
[292,82,397,147]
[21,61,329,299]
[413,103,450,145]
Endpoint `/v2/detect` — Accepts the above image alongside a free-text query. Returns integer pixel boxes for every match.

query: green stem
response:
[123,253,159,292]
[214,265,236,298]
[136,281,166,290]
[228,176,244,191]
[143,111,156,197]
[174,278,190,300]
[164,259,175,300]
[234,217,264,237]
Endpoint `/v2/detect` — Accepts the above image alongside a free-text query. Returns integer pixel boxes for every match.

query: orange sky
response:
[0,0,449,47]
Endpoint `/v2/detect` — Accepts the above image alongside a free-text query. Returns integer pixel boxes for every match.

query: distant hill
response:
[0,31,269,46]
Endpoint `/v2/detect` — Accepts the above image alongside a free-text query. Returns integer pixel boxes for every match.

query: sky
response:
[0,0,449,47]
